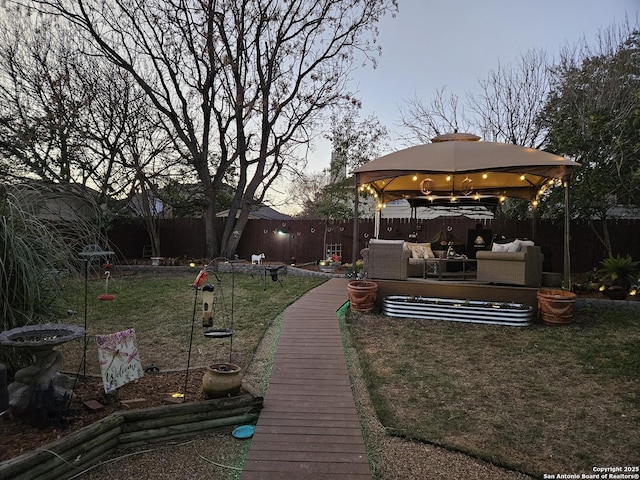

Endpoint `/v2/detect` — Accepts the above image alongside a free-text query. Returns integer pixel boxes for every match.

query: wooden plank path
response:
[241,278,372,479]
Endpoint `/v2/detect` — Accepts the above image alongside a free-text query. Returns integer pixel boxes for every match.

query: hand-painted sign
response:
[96,328,144,394]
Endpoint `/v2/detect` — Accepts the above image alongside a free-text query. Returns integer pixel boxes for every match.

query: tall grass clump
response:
[0,183,103,370]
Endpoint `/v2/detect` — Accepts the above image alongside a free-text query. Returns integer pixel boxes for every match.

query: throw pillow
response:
[492,241,513,252]
[506,240,521,253]
[519,239,535,250]
[422,243,435,258]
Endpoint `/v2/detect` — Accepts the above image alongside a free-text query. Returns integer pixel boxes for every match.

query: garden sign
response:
[96,328,144,394]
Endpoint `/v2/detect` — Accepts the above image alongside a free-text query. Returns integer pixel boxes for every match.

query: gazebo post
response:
[530,204,537,241]
[563,181,572,290]
[352,175,360,277]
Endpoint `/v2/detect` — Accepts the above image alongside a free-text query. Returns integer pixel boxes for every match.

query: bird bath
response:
[0,323,85,425]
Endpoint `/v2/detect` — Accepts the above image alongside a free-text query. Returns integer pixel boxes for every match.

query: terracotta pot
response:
[347,280,378,313]
[202,363,242,398]
[537,289,576,325]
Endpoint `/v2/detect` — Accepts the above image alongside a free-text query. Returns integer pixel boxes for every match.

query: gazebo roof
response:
[354,137,578,204]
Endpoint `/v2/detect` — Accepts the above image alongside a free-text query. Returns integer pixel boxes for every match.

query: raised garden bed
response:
[382,295,534,327]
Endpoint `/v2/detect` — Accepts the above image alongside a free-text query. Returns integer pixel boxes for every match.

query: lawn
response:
[347,305,640,478]
[56,267,327,378]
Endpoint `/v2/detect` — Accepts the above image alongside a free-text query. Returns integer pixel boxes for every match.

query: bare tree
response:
[0,14,94,185]
[470,49,551,148]
[397,87,472,144]
[398,48,551,148]
[25,0,398,258]
[0,12,179,255]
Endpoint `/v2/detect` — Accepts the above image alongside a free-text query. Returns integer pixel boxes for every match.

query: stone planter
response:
[537,289,576,325]
[318,262,340,273]
[202,363,242,398]
[347,280,378,313]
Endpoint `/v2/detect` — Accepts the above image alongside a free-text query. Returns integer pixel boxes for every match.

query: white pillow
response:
[519,239,535,250]
[507,240,521,252]
[492,241,513,252]
[370,239,404,245]
[409,245,424,259]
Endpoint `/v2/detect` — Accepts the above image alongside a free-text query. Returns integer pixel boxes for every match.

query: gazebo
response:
[352,133,579,287]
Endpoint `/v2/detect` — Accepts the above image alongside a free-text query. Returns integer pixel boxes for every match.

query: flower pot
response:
[537,289,576,326]
[202,363,242,398]
[347,280,378,313]
[603,286,627,300]
[319,263,339,273]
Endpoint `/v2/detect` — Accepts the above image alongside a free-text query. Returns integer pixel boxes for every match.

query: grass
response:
[347,305,640,477]
[55,267,326,377]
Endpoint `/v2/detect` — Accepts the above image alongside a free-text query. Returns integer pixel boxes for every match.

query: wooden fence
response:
[107,216,640,274]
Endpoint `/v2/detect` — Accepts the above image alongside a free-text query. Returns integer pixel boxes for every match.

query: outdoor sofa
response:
[476,240,544,287]
[360,240,445,280]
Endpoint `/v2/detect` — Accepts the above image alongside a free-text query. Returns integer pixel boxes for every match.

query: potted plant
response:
[537,289,577,325]
[319,253,341,272]
[347,280,378,313]
[597,254,639,300]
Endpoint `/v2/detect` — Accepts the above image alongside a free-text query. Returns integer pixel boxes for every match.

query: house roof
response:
[216,205,293,220]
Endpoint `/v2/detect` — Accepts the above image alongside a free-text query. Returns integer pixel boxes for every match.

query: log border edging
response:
[0,392,263,480]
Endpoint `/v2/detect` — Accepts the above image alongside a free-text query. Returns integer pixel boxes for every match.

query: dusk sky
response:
[306,0,639,172]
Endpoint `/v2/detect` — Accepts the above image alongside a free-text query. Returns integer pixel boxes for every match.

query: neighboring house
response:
[123,191,169,219]
[606,205,640,219]
[381,199,495,221]
[8,182,100,222]
[216,205,293,220]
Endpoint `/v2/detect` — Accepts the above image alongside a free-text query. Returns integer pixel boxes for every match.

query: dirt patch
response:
[0,368,217,462]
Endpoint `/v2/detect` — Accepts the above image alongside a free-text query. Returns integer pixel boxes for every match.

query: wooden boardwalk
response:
[241,278,372,480]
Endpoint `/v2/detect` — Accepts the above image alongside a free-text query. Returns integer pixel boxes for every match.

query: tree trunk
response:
[588,217,613,258]
[203,204,219,258]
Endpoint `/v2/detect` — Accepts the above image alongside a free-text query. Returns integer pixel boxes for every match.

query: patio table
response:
[424,257,477,280]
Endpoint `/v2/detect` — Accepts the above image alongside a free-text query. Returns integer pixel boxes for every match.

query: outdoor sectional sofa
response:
[361,237,544,286]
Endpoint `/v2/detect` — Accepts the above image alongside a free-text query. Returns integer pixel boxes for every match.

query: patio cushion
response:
[492,238,535,253]
[406,242,435,259]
